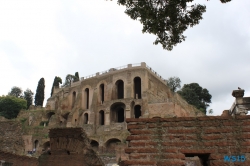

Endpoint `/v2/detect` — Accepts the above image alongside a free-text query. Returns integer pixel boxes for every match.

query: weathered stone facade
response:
[44,62,202,157]
[122,116,250,166]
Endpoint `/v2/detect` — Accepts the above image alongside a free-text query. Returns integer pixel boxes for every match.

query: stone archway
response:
[110,102,126,123]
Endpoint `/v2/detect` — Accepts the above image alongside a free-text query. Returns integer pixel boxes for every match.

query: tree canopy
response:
[177,83,212,114]
[24,89,34,109]
[8,86,23,98]
[35,78,45,106]
[0,96,27,119]
[117,0,232,50]
[62,72,79,87]
[50,76,62,97]
[167,77,181,92]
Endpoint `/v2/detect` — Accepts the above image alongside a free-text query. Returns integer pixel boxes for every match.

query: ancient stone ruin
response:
[38,128,104,166]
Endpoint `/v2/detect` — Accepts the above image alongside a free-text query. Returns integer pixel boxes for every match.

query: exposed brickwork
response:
[122,116,250,166]
[38,128,104,166]
[0,150,38,166]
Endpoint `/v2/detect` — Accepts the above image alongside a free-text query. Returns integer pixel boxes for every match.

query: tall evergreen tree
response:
[50,76,62,97]
[24,89,34,109]
[73,72,79,82]
[35,78,45,106]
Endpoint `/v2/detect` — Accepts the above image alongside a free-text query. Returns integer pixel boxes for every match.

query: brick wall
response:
[122,116,250,166]
[0,150,38,166]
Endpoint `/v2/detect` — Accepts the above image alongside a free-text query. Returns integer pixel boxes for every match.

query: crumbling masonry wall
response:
[123,116,250,166]
[38,128,104,166]
[0,150,38,166]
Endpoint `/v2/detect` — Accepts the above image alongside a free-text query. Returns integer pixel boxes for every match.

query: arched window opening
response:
[134,77,141,99]
[84,88,89,109]
[99,110,105,125]
[105,138,121,153]
[110,102,125,123]
[90,140,99,152]
[83,113,88,124]
[116,80,124,99]
[72,91,76,109]
[100,84,104,104]
[134,105,141,118]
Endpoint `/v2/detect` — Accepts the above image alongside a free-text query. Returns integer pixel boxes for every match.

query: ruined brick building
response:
[44,62,202,156]
[0,62,205,165]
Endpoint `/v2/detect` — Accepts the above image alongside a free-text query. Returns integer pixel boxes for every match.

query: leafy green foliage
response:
[0,96,27,119]
[8,86,23,98]
[117,0,232,50]
[24,89,34,109]
[35,78,45,106]
[50,76,62,97]
[178,83,212,114]
[167,77,181,92]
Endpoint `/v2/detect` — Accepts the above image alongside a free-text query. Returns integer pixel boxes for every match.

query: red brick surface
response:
[122,116,250,166]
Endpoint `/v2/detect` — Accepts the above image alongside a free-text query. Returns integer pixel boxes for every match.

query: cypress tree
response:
[50,76,62,97]
[35,78,45,106]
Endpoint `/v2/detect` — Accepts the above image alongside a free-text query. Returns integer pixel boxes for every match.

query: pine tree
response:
[35,78,45,106]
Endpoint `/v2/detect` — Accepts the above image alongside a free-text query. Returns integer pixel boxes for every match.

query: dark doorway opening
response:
[185,153,210,166]
[72,91,76,109]
[117,108,124,122]
[116,80,124,99]
[99,110,104,125]
[100,84,104,103]
[85,88,89,109]
[134,77,141,99]
[84,113,88,124]
[90,140,99,152]
[134,105,141,118]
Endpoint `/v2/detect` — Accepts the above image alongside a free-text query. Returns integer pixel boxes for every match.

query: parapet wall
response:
[123,116,250,166]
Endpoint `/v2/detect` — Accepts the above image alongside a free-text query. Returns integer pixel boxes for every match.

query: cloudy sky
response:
[0,0,249,115]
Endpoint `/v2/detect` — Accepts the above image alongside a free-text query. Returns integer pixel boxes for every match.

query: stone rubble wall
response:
[0,121,25,155]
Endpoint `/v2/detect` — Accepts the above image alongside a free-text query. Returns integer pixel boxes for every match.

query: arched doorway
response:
[115,80,124,99]
[110,102,125,123]
[90,140,99,152]
[134,77,141,99]
[43,141,50,152]
[105,138,121,153]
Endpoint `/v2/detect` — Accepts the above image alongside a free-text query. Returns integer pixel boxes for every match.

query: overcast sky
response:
[0,0,249,115]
